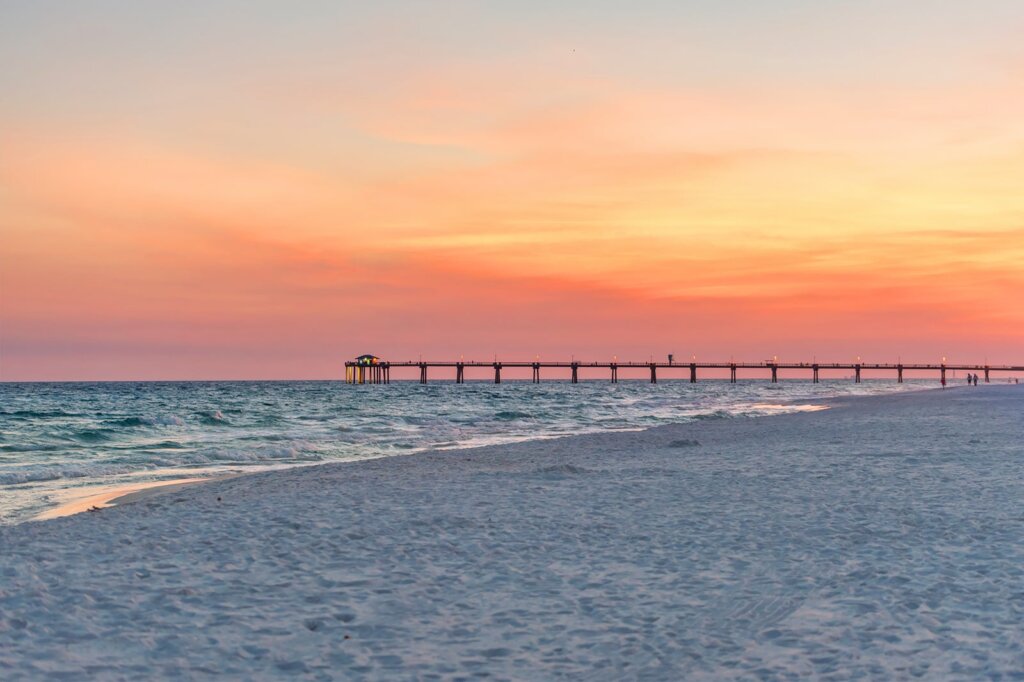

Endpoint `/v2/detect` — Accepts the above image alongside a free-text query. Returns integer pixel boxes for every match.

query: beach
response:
[1,386,1022,679]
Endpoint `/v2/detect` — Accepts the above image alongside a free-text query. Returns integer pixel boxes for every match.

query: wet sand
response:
[33,478,215,521]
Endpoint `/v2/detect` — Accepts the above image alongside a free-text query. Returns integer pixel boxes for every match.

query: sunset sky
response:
[2,1,1023,380]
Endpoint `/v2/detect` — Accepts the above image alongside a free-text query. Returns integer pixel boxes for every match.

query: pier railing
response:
[344,360,1024,385]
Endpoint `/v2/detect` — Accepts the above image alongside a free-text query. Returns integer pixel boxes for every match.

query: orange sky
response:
[2,2,1023,380]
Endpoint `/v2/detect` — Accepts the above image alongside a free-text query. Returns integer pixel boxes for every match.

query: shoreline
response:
[2,380,947,526]
[20,384,941,524]
[2,385,1021,678]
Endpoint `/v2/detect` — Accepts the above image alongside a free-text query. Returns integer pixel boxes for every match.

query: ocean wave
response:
[495,410,532,420]
[108,415,186,427]
[0,443,64,453]
[1,409,81,419]
[0,463,143,485]
[691,410,733,421]
[197,410,231,426]
[149,440,186,449]
[156,442,325,467]
[72,428,118,443]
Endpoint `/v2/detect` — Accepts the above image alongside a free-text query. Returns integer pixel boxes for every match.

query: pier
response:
[345,358,1024,385]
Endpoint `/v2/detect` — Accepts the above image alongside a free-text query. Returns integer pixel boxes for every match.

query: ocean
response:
[0,378,935,523]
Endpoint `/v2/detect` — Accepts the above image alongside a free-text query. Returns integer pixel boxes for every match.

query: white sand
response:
[1,386,1022,679]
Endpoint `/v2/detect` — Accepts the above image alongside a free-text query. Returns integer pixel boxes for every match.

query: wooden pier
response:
[345,359,1024,385]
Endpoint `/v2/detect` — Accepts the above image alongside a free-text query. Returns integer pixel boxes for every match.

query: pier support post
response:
[897,365,903,384]
[385,364,390,384]
[812,364,819,383]
[456,363,464,384]
[419,363,427,385]
[770,364,778,383]
[854,364,861,383]
[493,363,502,384]
[649,363,657,384]
[532,363,540,383]
[730,364,737,383]
[611,364,618,383]
[985,367,990,383]
[571,362,579,384]
[941,365,946,386]
[689,363,697,383]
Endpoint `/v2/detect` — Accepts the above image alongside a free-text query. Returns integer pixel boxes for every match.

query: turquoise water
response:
[0,379,935,523]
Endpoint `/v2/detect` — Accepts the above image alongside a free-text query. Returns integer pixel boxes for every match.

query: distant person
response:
[974,374,979,386]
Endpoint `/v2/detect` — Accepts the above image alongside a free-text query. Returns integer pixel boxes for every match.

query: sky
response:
[2,0,1023,380]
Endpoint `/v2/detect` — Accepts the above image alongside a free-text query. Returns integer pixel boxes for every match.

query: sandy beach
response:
[1,386,1022,679]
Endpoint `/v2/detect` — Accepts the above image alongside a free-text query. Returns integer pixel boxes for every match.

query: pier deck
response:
[345,360,1024,385]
